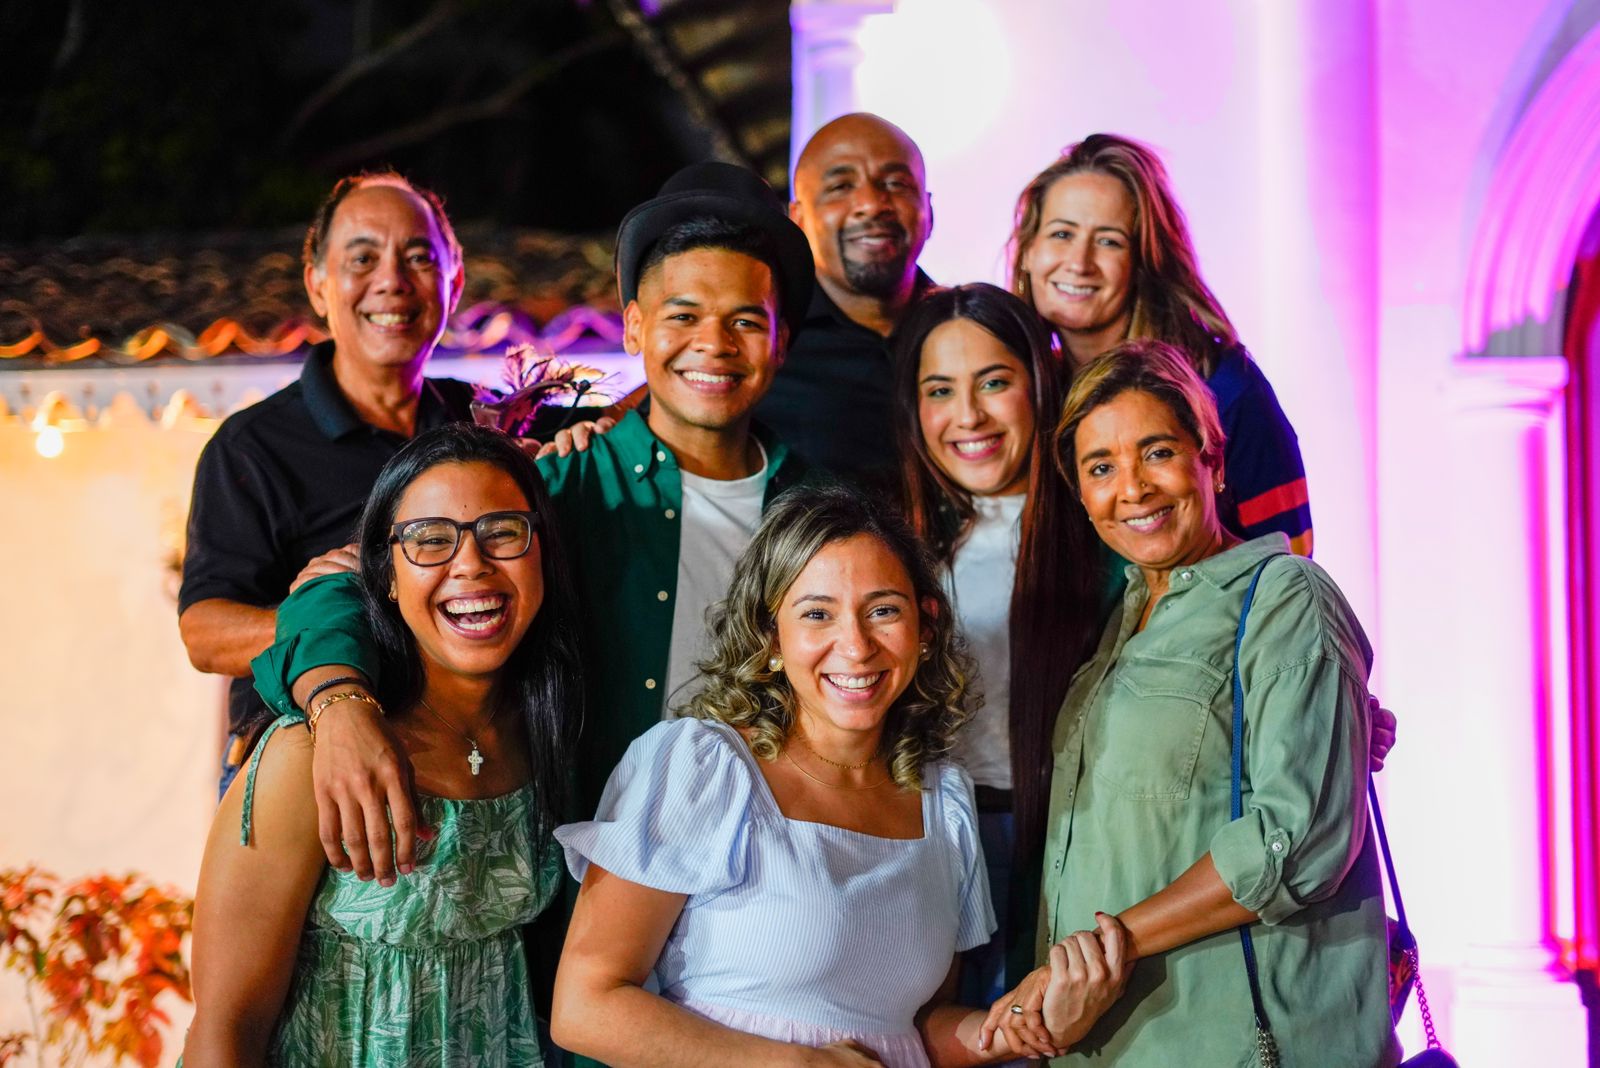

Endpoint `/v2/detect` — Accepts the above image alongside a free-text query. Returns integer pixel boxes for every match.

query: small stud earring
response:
[918,642,931,661]
[768,653,784,672]
[1215,480,1226,494]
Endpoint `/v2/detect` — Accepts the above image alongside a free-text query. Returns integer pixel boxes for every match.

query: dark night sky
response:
[0,0,788,243]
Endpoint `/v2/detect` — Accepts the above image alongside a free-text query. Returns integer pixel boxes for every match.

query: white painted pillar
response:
[1254,0,1379,628]
[1445,357,1588,1063]
[789,0,893,178]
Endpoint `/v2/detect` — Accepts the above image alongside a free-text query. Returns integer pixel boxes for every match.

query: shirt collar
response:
[608,408,672,482]
[803,267,938,333]
[1123,533,1291,593]
[300,341,366,441]
[301,340,453,441]
[612,407,792,484]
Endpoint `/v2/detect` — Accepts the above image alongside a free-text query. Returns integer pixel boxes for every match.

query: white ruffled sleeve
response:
[554,718,755,898]
[939,761,998,951]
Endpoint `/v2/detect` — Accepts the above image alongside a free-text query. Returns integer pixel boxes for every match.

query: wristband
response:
[301,674,370,713]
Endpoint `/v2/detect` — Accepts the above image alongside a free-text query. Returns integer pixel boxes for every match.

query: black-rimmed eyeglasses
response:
[389,510,539,567]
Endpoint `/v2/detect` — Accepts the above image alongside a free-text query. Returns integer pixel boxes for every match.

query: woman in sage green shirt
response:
[983,341,1398,1066]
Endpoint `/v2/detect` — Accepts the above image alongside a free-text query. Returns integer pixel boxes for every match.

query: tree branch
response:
[280,0,464,149]
[602,0,749,167]
[310,31,623,173]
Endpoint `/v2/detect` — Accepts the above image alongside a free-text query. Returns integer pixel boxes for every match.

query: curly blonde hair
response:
[681,483,975,790]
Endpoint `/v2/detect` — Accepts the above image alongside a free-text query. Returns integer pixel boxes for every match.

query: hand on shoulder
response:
[533,417,617,459]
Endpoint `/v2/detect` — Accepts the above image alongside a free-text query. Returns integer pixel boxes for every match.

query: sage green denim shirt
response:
[1040,535,1397,1067]
[253,409,807,816]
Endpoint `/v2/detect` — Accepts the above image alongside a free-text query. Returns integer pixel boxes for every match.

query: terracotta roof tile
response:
[0,226,620,366]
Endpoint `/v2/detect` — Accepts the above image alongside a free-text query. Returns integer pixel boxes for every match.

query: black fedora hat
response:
[615,161,814,332]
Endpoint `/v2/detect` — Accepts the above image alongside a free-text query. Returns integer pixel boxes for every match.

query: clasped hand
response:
[979,912,1132,1060]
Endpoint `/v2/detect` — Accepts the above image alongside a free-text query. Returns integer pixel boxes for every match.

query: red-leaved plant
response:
[470,341,613,438]
[0,867,192,1067]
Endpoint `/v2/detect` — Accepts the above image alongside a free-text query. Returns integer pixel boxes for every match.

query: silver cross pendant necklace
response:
[418,696,501,776]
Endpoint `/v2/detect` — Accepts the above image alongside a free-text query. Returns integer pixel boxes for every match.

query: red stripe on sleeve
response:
[1236,478,1310,529]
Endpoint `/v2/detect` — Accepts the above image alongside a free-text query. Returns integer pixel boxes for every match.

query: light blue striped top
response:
[556,717,995,1043]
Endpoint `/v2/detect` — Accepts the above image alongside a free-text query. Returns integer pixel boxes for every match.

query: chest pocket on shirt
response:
[1091,655,1226,801]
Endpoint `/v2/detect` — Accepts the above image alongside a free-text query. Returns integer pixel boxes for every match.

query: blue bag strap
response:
[1231,558,1275,1034]
[1368,779,1412,945]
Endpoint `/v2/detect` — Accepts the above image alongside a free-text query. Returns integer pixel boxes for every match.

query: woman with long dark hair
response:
[892,282,1106,1005]
[183,424,582,1066]
[891,284,1394,1016]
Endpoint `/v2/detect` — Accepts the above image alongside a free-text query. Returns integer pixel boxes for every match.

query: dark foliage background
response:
[0,0,790,242]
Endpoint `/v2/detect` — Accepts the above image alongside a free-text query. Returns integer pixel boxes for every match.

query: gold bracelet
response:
[307,689,383,737]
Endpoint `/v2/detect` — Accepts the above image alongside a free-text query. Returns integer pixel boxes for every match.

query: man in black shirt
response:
[754,112,935,480]
[178,172,469,793]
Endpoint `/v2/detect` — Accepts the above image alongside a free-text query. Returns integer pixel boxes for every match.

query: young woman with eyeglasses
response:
[182,423,582,1067]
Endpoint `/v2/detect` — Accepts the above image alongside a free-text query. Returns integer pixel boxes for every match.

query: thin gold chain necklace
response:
[783,746,892,790]
[418,696,500,777]
[793,728,874,770]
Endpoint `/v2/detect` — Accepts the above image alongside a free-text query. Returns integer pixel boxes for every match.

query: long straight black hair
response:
[356,423,583,848]
[892,283,1103,868]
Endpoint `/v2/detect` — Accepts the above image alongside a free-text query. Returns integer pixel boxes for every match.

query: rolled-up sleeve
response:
[250,571,379,717]
[1210,648,1371,925]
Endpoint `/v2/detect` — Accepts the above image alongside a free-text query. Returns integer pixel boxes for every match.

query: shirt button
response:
[657,590,669,601]
[633,463,644,474]
[1271,840,1285,853]
[656,451,667,462]
[1053,858,1062,872]
[645,678,657,690]
[664,508,676,520]
[1180,569,1193,581]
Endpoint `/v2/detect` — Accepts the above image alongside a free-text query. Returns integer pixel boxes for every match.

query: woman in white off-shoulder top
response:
[551,484,1131,1068]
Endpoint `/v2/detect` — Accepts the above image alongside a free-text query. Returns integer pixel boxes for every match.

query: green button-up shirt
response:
[253,409,807,814]
[1040,535,1396,1067]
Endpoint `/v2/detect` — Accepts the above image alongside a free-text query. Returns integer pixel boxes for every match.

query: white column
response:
[1445,356,1588,1063]
[1254,0,1379,627]
[789,0,893,178]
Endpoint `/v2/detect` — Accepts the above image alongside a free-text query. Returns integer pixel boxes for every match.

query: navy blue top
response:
[1207,344,1314,553]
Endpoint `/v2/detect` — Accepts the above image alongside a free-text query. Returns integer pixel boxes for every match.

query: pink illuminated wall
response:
[845,0,1379,628]
[797,0,1600,1061]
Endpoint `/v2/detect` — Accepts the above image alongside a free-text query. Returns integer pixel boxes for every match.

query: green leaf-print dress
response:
[250,716,561,1066]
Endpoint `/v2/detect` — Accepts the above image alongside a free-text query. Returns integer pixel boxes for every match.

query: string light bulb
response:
[35,425,65,459]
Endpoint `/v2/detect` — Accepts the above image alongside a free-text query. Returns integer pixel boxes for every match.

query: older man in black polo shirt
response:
[178,172,470,793]
[753,112,935,481]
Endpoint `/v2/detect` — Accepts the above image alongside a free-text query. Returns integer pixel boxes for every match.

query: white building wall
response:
[795,0,1599,1059]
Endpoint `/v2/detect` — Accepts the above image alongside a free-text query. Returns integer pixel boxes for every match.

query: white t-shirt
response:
[946,492,1025,789]
[662,443,768,714]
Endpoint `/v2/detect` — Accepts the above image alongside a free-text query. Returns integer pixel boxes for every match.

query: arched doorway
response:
[1456,18,1600,1063]
[1563,203,1600,988]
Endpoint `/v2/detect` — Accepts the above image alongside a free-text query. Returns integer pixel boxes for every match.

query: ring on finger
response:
[1009,1004,1024,1015]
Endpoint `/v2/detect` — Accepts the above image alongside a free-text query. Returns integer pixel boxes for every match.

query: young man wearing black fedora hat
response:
[553,114,936,486]
[251,161,815,882]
